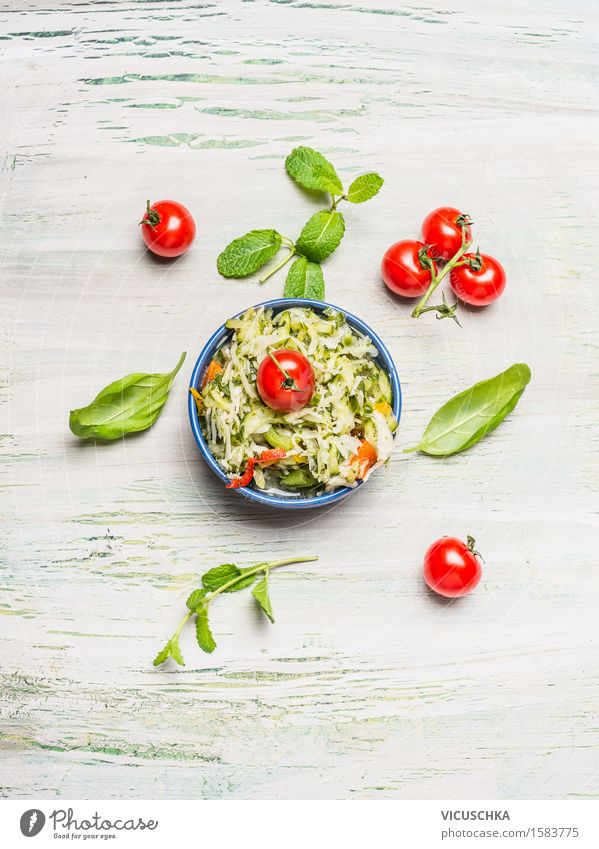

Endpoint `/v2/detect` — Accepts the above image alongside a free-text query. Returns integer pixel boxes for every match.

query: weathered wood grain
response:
[1,0,598,799]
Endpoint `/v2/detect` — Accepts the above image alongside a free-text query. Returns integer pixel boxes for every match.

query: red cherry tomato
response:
[257,349,315,412]
[450,252,506,306]
[381,240,437,298]
[423,535,482,598]
[421,207,472,260]
[140,199,196,258]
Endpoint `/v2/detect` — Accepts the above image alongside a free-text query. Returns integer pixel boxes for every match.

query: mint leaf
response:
[284,256,325,300]
[153,637,185,667]
[202,563,240,591]
[346,172,384,204]
[217,230,282,278]
[228,568,258,592]
[285,146,343,195]
[169,636,185,666]
[153,641,172,666]
[195,607,216,653]
[252,575,274,623]
[201,564,256,593]
[186,588,207,611]
[295,210,345,262]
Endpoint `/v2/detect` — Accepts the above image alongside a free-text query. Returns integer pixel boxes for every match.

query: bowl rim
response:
[188,297,402,509]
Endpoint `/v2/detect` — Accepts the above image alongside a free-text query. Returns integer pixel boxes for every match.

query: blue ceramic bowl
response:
[189,298,401,509]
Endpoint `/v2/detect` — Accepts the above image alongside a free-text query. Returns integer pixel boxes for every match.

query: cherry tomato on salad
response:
[423,535,482,598]
[421,207,472,260]
[381,240,437,298]
[257,349,315,412]
[140,199,196,258]
[450,252,506,306]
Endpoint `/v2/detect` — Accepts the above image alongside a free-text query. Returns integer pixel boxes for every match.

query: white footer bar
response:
[1,799,597,848]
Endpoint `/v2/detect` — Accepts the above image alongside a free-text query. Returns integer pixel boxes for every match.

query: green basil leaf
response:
[217,229,282,278]
[414,363,532,456]
[252,574,274,623]
[346,172,384,204]
[295,210,345,262]
[285,146,343,194]
[284,256,325,300]
[152,641,172,667]
[69,351,186,441]
[195,608,216,654]
[186,588,207,611]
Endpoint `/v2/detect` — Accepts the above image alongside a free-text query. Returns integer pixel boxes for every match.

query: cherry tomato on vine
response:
[421,207,472,260]
[423,535,482,598]
[381,240,437,298]
[140,199,196,258]
[257,349,315,412]
[450,252,506,306]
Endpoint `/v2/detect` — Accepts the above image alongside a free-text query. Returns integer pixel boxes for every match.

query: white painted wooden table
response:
[1,0,598,800]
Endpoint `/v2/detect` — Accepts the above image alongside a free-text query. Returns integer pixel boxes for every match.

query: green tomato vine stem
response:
[411,227,472,319]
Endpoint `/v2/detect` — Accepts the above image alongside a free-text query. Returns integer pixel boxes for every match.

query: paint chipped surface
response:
[1,0,598,801]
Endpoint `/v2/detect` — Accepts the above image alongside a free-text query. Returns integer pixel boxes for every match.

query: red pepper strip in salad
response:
[226,447,286,489]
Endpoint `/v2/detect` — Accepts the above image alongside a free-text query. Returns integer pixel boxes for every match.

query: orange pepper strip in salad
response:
[202,360,223,388]
[374,401,392,416]
[349,439,378,479]
[226,447,287,489]
[189,386,204,414]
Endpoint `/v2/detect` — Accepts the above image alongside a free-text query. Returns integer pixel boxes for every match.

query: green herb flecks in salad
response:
[194,306,397,494]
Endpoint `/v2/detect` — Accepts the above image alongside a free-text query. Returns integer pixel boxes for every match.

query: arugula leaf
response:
[186,588,207,611]
[252,574,274,623]
[201,563,256,593]
[411,364,532,456]
[346,172,384,204]
[285,146,343,195]
[295,210,345,262]
[195,607,216,653]
[69,352,186,441]
[217,229,282,278]
[284,256,325,300]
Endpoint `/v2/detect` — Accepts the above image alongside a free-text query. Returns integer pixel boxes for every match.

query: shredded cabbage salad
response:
[197,306,397,494]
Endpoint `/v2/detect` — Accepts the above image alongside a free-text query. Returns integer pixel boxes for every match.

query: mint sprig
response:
[153,555,318,666]
[216,146,383,298]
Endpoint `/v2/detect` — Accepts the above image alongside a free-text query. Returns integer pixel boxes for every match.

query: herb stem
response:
[411,227,471,319]
[330,195,347,211]
[170,350,187,378]
[205,555,318,604]
[174,611,193,639]
[259,246,296,283]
